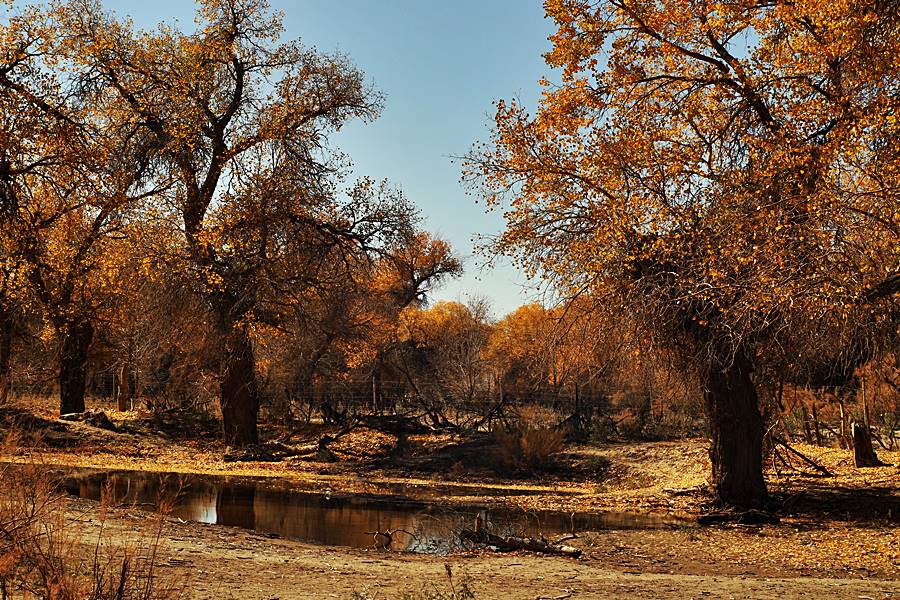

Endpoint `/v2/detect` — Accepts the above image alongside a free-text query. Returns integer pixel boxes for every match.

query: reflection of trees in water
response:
[216,485,255,529]
[65,472,680,552]
[250,490,423,549]
[178,481,218,523]
[76,473,158,508]
[70,473,215,522]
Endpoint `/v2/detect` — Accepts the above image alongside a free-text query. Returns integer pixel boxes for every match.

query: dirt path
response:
[68,497,899,600]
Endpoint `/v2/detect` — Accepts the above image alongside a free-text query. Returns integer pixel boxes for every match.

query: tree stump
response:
[852,421,883,468]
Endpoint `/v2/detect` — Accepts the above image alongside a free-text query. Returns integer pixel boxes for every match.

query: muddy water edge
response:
[59,468,691,553]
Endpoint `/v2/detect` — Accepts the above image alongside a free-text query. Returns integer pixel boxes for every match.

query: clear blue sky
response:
[101,0,556,317]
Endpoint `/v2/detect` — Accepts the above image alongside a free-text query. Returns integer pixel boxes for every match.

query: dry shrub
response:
[494,410,566,475]
[512,405,560,429]
[0,435,185,599]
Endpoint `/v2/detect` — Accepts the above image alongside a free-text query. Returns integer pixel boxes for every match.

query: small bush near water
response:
[0,435,185,599]
[493,408,567,475]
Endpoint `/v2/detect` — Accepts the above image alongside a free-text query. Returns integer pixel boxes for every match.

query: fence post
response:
[372,374,377,414]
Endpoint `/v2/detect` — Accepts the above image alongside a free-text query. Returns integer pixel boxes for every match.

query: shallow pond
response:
[62,469,689,553]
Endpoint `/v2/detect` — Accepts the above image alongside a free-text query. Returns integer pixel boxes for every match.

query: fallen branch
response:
[59,410,117,432]
[662,485,706,496]
[771,437,833,477]
[461,529,581,557]
[552,533,578,545]
[364,528,419,550]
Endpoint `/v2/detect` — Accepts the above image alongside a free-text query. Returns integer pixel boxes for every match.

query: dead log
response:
[315,418,360,461]
[356,414,433,435]
[852,421,886,468]
[59,410,117,432]
[223,441,296,462]
[462,529,581,557]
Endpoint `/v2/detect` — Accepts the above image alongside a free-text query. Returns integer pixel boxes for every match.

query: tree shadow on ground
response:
[0,405,82,447]
[773,482,900,527]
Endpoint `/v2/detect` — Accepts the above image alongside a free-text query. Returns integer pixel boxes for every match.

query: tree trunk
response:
[0,306,12,405]
[861,378,870,427]
[0,306,13,406]
[837,394,850,448]
[704,352,767,508]
[851,421,882,467]
[811,398,823,446]
[220,326,259,448]
[59,319,94,415]
[116,362,134,411]
[799,398,814,444]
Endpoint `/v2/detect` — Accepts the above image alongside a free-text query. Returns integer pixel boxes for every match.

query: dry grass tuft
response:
[0,433,186,599]
[494,408,566,475]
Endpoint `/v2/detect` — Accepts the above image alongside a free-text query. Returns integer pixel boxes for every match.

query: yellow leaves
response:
[202,267,226,292]
[467,0,900,350]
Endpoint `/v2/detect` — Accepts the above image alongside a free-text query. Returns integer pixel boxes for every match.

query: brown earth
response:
[68,496,899,599]
[3,400,900,598]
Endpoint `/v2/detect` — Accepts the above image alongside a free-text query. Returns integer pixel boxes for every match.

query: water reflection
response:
[63,470,688,553]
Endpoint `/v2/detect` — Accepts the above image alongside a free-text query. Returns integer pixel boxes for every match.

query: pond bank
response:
[5,404,899,596]
[66,495,899,599]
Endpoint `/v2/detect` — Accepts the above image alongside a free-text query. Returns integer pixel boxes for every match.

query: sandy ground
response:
[4,402,900,598]
[67,496,899,599]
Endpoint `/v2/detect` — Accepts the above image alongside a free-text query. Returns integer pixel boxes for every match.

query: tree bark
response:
[851,421,882,467]
[837,394,850,449]
[0,306,12,405]
[59,318,94,415]
[220,326,259,448]
[116,361,135,411]
[799,398,814,444]
[704,352,767,508]
[811,398,823,446]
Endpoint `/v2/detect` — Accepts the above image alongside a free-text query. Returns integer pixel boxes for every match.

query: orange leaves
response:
[465,0,900,358]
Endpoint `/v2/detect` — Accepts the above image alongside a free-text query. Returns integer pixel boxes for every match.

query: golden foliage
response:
[466,0,900,355]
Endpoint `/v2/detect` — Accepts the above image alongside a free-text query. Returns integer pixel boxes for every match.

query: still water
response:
[63,470,688,553]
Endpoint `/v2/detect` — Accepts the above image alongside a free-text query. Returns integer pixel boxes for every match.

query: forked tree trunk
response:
[0,306,12,405]
[59,319,94,415]
[704,352,767,508]
[220,326,259,448]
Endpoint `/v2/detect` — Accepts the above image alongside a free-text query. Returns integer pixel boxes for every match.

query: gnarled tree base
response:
[705,352,767,508]
[852,421,885,468]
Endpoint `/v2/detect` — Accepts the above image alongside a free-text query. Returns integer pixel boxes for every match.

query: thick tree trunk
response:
[851,421,883,467]
[0,306,12,405]
[704,352,767,508]
[59,319,94,415]
[220,326,259,448]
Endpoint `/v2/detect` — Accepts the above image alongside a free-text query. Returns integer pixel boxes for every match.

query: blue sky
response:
[101,0,557,317]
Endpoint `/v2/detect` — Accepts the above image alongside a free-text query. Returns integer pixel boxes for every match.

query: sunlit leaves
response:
[466,0,900,361]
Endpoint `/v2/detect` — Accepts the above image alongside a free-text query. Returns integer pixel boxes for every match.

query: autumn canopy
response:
[466,0,900,505]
